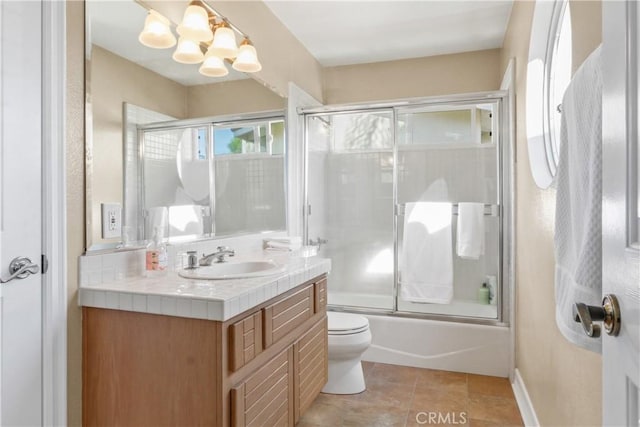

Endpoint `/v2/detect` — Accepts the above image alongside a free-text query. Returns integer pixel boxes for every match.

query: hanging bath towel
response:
[554,45,603,354]
[456,202,485,260]
[400,202,454,304]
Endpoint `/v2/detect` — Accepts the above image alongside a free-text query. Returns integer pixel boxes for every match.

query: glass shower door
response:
[305,111,395,310]
[396,102,501,319]
[141,125,212,242]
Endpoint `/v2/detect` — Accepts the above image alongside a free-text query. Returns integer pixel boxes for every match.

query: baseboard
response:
[511,368,540,427]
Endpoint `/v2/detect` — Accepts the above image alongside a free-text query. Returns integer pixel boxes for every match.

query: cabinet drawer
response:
[294,317,328,423]
[314,278,327,313]
[263,284,314,348]
[230,347,294,427]
[229,311,263,372]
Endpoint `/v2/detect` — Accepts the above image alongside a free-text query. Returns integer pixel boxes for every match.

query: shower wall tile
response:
[398,146,498,204]
[215,156,286,235]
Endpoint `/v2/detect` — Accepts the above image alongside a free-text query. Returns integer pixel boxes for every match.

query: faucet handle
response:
[186,251,198,269]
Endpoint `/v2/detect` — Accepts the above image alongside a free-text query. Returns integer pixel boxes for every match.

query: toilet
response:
[322,311,372,395]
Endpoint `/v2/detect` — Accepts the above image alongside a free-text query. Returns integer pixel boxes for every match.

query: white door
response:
[0,1,44,424]
[602,1,640,426]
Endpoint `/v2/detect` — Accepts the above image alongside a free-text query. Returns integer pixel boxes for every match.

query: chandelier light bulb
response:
[209,24,238,59]
[138,10,176,49]
[177,4,213,42]
[232,39,262,73]
[172,36,204,64]
[139,3,260,78]
[199,51,229,77]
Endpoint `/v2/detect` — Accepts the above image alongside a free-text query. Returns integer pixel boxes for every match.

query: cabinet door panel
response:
[314,278,327,313]
[294,317,328,422]
[231,347,295,427]
[229,311,263,372]
[263,285,314,347]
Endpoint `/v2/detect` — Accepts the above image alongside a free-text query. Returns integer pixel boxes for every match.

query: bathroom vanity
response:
[80,255,330,426]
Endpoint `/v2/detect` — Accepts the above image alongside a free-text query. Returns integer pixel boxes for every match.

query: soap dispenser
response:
[145,227,168,277]
[477,283,490,305]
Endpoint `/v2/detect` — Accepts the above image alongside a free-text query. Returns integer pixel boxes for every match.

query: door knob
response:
[0,257,40,284]
[573,294,621,338]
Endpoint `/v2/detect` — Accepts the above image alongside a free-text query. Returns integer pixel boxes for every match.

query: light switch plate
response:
[101,203,122,239]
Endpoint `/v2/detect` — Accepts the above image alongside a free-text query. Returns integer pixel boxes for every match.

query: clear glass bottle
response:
[145,227,168,277]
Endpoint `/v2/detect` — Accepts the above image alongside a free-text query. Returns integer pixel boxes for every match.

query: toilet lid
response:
[327,312,369,335]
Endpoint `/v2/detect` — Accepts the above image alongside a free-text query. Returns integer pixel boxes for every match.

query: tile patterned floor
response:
[298,362,524,427]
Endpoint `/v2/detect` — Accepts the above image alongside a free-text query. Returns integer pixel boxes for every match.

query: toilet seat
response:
[327,312,369,336]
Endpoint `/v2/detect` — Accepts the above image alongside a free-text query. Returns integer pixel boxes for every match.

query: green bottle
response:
[478,283,490,305]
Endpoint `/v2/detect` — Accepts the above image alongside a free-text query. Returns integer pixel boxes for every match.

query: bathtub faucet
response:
[200,246,235,265]
[308,237,328,249]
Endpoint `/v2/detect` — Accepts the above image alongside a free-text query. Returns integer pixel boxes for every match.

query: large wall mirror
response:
[85,0,287,251]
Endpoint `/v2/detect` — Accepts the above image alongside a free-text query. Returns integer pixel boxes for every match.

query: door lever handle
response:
[573,294,621,338]
[0,257,40,284]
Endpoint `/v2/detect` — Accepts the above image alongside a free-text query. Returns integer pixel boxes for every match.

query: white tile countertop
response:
[78,253,331,322]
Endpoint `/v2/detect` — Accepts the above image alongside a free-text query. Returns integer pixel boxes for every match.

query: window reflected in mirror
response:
[127,108,286,244]
[213,119,286,235]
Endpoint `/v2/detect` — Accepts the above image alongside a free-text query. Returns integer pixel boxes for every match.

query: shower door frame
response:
[301,91,513,326]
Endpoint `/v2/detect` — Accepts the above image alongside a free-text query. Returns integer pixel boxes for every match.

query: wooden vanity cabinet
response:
[83,274,328,427]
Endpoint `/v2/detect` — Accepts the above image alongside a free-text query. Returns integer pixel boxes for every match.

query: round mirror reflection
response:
[526,0,572,189]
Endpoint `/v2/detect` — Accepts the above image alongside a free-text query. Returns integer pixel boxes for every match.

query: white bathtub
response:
[361,314,511,377]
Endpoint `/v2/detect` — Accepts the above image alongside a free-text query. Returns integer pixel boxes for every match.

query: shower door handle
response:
[309,237,328,248]
[572,294,621,338]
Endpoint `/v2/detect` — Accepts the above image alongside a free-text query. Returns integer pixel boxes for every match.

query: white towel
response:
[400,202,454,304]
[456,203,485,259]
[263,236,303,251]
[554,45,602,354]
[168,205,204,238]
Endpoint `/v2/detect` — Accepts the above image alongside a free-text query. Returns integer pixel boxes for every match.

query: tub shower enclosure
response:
[303,92,513,323]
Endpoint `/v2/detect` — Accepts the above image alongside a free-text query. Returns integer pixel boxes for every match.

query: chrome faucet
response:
[199,246,235,265]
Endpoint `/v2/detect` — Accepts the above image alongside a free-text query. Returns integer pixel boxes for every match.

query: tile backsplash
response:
[79,232,287,287]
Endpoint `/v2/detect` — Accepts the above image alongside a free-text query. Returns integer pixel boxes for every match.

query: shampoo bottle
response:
[477,283,490,305]
[145,227,168,277]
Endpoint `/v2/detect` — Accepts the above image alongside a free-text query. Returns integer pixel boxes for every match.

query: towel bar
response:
[395,203,499,217]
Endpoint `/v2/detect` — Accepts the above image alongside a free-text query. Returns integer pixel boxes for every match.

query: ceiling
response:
[263,0,514,67]
[87,0,514,86]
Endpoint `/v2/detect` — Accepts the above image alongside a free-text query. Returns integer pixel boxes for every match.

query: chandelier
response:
[138,1,262,78]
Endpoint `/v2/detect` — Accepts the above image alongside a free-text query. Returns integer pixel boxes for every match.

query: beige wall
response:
[187,79,284,118]
[90,46,188,247]
[323,48,502,104]
[66,2,84,425]
[500,1,603,425]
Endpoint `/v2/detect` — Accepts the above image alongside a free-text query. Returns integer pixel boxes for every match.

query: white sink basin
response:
[178,260,285,280]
